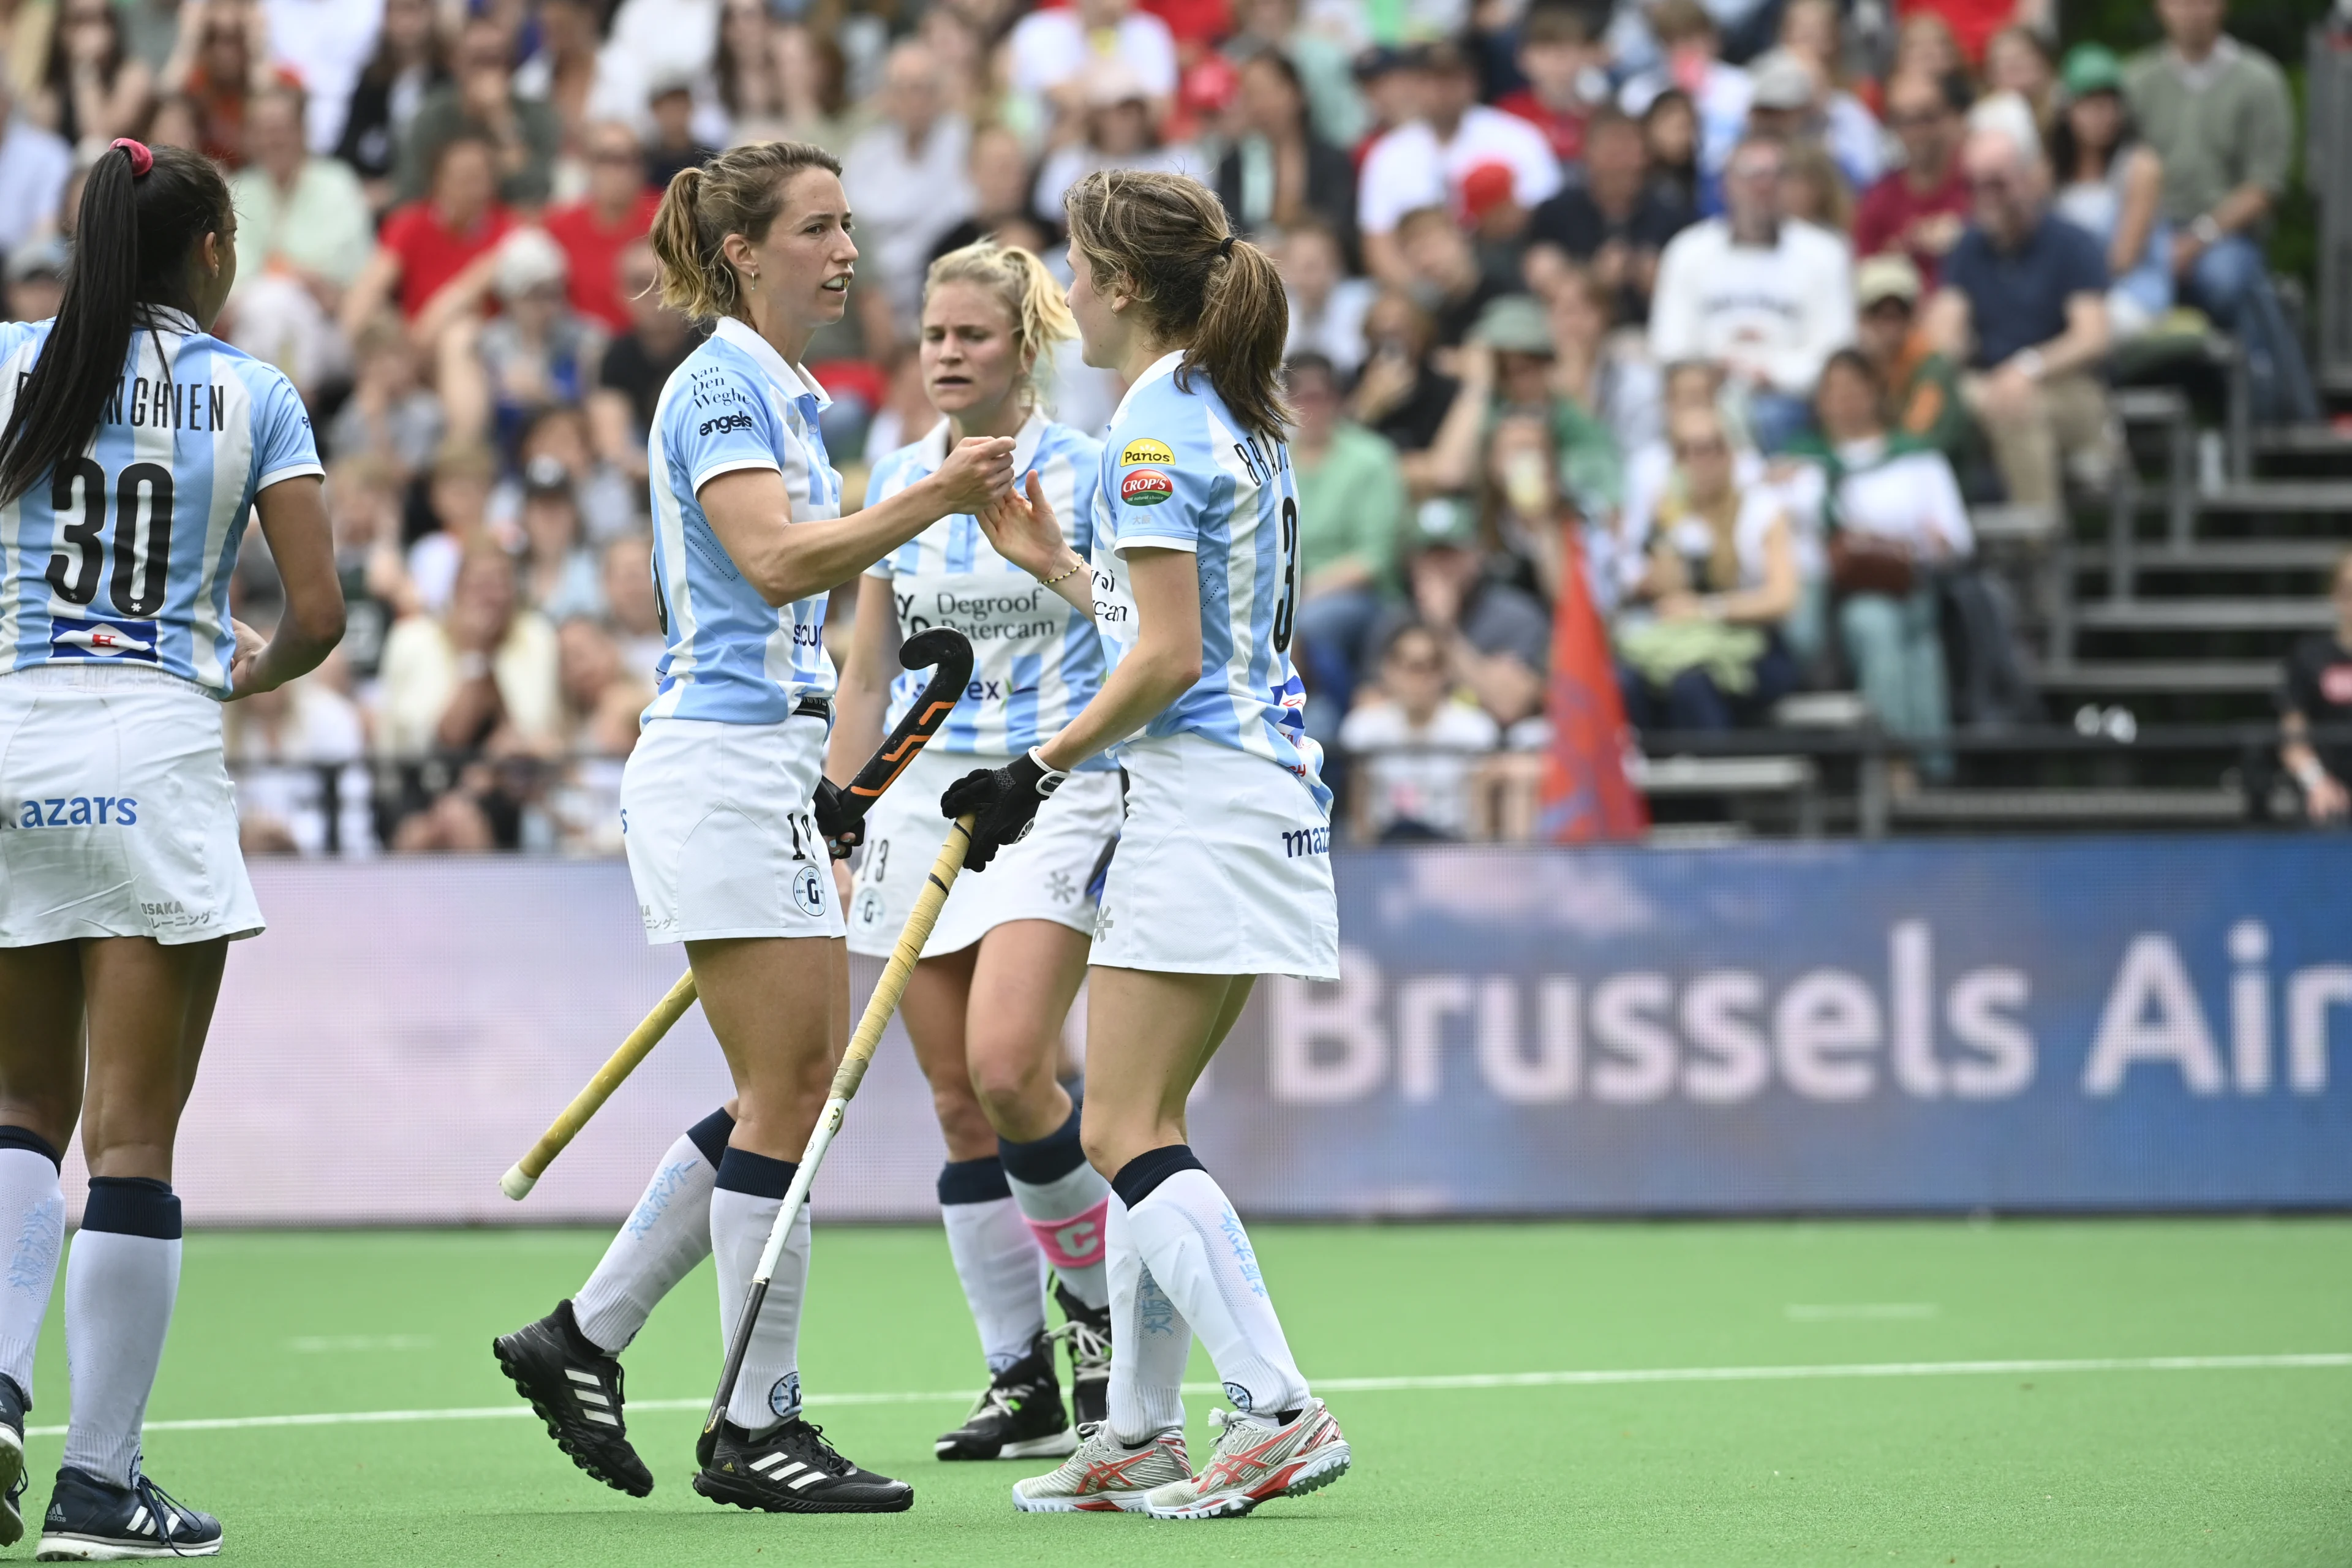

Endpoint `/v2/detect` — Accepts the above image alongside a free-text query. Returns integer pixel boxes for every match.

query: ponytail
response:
[0,140,230,506]
[1065,168,1291,439]
[922,238,1077,411]
[648,140,843,324]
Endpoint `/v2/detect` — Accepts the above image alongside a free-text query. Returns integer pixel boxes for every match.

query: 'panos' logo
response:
[1119,437,1174,465]
[1120,469,1174,507]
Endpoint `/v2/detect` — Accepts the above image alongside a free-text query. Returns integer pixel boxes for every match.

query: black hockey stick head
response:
[841,628,974,818]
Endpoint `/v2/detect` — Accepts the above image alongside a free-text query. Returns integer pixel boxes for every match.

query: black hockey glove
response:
[813,777,861,861]
[940,749,1068,872]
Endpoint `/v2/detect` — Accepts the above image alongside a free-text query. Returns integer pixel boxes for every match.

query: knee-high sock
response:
[938,1158,1047,1373]
[1104,1194,1189,1444]
[998,1107,1111,1311]
[0,1130,64,1406]
[1114,1148,1308,1421]
[573,1107,732,1354]
[61,1178,182,1487]
[710,1148,811,1431]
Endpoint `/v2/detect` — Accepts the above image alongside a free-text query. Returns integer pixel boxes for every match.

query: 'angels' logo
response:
[1120,469,1174,507]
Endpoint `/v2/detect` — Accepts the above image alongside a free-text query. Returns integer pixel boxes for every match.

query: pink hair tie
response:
[110,138,153,176]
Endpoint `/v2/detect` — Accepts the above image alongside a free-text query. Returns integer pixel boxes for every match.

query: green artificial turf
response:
[11,1219,2348,1565]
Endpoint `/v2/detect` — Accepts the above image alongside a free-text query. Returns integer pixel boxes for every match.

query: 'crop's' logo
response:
[1119,437,1174,466]
[698,412,756,438]
[1120,469,1174,507]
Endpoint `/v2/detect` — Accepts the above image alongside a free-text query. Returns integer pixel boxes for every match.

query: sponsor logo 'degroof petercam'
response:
[1120,469,1174,507]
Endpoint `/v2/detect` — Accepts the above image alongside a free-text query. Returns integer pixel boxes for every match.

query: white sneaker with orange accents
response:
[1010,1424,1191,1513]
[1142,1400,1350,1520]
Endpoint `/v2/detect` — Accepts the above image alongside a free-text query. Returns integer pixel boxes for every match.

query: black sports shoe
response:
[694,1417,913,1513]
[1052,1279,1112,1430]
[491,1300,654,1496]
[36,1466,220,1559]
[934,1332,1076,1461]
[0,1374,24,1547]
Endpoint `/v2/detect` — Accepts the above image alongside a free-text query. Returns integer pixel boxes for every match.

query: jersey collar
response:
[1110,351,1186,426]
[712,317,833,410]
[914,410,1049,478]
[135,306,201,336]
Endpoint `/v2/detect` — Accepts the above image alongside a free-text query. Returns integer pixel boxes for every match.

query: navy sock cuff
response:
[81,1177,180,1240]
[687,1107,737,1170]
[0,1127,61,1170]
[714,1147,795,1200]
[937,1156,1011,1206]
[1110,1145,1204,1210]
[998,1104,1088,1185]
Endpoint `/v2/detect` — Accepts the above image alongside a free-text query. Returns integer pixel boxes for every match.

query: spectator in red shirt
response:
[541,122,659,336]
[340,134,516,339]
[1853,70,1971,288]
[1497,3,1608,167]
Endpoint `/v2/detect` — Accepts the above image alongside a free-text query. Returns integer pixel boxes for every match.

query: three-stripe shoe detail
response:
[490,1302,655,1496]
[748,1451,826,1490]
[565,1368,621,1426]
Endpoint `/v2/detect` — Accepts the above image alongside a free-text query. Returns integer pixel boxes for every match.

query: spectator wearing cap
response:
[1422,294,1621,535]
[1526,106,1689,326]
[1278,219,1374,375]
[1615,403,1801,733]
[1358,40,1562,290]
[1007,0,1178,123]
[1743,48,1882,197]
[590,238,693,488]
[393,17,562,208]
[1497,3,1609,165]
[1853,253,1975,468]
[843,41,972,353]
[1367,498,1552,731]
[1339,620,1505,842]
[1286,351,1406,732]
[1853,69,1970,290]
[515,458,607,624]
[1649,132,1855,454]
[543,122,661,337]
[1034,64,1194,221]
[1925,110,2112,508]
[2050,45,2171,344]
[341,134,517,341]
[2124,0,2318,424]
[1213,49,1355,252]
[4,233,66,322]
[643,75,719,194]
[2278,549,2352,826]
[1618,0,1752,213]
[0,72,69,253]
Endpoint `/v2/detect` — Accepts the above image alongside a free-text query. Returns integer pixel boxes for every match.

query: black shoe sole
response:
[693,1470,913,1514]
[491,1335,654,1498]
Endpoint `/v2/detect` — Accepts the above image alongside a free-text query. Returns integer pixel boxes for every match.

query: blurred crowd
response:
[0,0,2317,850]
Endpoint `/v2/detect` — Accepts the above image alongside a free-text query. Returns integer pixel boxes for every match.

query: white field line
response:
[1785,1303,1942,1322]
[24,1352,2351,1439]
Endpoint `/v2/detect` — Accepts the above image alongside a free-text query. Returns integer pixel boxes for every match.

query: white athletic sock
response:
[710,1150,810,1431]
[999,1110,1111,1311]
[0,1135,66,1405]
[938,1159,1047,1373]
[61,1178,183,1487]
[1104,1194,1189,1444]
[1120,1159,1309,1421]
[572,1108,732,1354]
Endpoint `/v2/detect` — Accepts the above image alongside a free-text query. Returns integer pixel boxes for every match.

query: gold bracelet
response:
[1041,556,1086,587]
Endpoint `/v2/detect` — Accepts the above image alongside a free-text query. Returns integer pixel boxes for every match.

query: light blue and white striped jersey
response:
[0,309,322,696]
[643,316,842,727]
[864,414,1111,768]
[1091,351,1326,812]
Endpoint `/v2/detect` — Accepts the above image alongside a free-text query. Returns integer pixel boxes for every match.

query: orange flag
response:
[1538,530,1647,842]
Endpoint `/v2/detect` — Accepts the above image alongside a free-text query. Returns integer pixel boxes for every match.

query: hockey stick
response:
[500,628,975,1201]
[698,813,974,1463]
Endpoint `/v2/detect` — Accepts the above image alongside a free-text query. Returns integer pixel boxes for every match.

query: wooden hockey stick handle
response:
[501,970,701,1200]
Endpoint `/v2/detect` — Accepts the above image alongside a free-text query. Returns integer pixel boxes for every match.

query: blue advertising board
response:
[1189,837,2352,1213]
